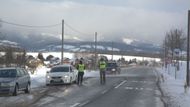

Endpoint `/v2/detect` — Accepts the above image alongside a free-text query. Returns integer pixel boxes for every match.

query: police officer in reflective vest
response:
[99,58,107,84]
[77,60,85,85]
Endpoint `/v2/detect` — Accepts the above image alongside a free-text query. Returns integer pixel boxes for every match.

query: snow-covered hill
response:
[36,40,161,55]
[0,32,161,54]
[0,40,19,48]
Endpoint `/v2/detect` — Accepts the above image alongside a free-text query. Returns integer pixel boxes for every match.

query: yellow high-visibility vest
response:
[99,61,106,69]
[78,64,85,72]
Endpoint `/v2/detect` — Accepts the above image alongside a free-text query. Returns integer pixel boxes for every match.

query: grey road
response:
[0,66,165,107]
[82,67,164,107]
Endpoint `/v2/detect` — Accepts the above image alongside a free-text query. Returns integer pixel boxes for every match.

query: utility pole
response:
[187,10,190,86]
[112,41,113,60]
[94,32,97,70]
[61,19,64,64]
[165,37,167,69]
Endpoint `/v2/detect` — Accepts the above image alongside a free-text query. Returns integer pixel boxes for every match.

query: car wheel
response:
[25,83,30,94]
[13,84,18,96]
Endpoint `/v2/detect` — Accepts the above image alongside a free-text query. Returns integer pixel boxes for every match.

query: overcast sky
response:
[0,0,189,44]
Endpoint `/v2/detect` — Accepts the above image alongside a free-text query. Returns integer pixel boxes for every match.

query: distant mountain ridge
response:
[0,39,161,55]
[37,40,161,55]
[0,32,161,55]
[0,40,19,48]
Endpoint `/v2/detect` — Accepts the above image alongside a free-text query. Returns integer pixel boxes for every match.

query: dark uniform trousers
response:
[100,69,106,84]
[78,72,84,85]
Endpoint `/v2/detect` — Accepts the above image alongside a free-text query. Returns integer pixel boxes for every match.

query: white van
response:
[46,64,78,85]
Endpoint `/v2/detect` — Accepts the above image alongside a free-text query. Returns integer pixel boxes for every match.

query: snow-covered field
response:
[157,62,190,107]
[27,52,74,60]
[27,52,160,61]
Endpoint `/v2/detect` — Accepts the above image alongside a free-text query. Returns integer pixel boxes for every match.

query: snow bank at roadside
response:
[157,62,190,107]
[29,66,50,88]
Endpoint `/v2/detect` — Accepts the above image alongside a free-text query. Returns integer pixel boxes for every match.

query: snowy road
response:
[0,66,165,107]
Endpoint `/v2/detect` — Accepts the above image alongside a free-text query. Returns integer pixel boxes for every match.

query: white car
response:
[46,64,78,85]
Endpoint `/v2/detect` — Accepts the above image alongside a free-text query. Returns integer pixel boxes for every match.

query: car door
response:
[16,69,24,89]
[72,66,78,81]
[22,68,30,87]
[17,69,26,89]
[70,66,74,81]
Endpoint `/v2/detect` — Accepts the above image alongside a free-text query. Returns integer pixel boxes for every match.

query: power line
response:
[0,19,61,28]
[0,18,93,37]
[64,22,92,36]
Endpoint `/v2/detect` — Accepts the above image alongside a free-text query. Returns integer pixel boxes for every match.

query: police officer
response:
[99,58,107,84]
[77,60,85,85]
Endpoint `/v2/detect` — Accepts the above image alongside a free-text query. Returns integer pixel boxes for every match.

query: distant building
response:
[0,40,26,67]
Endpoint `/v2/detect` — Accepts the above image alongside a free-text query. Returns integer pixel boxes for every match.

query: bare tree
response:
[164,29,186,60]
[37,52,45,65]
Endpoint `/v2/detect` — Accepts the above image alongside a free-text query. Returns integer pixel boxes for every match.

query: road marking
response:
[115,80,127,89]
[125,87,133,90]
[129,81,154,84]
[101,89,108,94]
[125,87,154,91]
[70,103,80,107]
[79,100,90,107]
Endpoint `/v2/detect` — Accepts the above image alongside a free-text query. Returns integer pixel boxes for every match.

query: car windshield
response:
[50,67,69,72]
[0,69,17,78]
[107,63,117,67]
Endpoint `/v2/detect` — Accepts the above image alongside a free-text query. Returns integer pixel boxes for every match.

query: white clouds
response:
[0,0,189,44]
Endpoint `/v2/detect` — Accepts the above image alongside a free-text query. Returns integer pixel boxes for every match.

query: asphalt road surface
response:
[0,66,165,107]
[82,67,164,107]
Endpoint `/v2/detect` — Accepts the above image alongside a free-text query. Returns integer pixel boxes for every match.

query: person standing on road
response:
[99,58,107,84]
[77,60,85,85]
